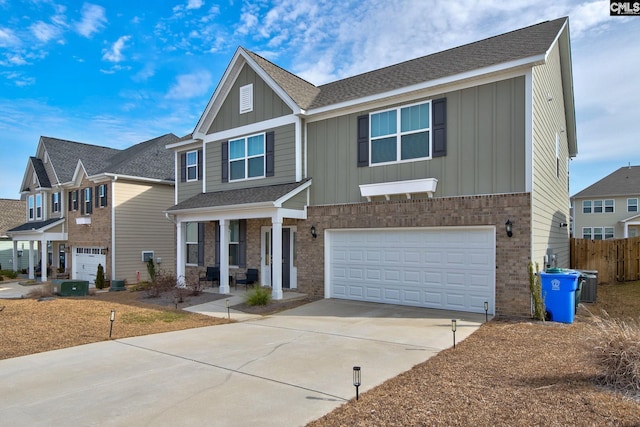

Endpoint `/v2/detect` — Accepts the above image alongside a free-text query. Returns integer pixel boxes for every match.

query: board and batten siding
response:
[205,123,297,192]
[307,77,526,206]
[113,180,176,283]
[208,64,293,134]
[531,42,571,268]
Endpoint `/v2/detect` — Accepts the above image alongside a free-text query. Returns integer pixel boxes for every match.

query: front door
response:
[261,226,295,289]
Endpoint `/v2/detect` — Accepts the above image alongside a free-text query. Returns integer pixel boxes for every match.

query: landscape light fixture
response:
[353,366,361,401]
[505,219,513,238]
[109,309,116,339]
[226,299,230,319]
[310,225,317,239]
[484,301,489,323]
[451,319,457,349]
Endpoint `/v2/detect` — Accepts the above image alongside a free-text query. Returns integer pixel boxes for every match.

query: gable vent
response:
[240,83,253,114]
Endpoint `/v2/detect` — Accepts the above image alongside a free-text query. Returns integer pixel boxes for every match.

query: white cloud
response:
[0,26,20,48]
[75,3,107,38]
[30,21,62,43]
[102,35,131,62]
[187,0,204,10]
[165,70,212,99]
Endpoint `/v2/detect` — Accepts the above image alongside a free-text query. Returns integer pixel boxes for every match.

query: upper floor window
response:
[229,133,265,181]
[628,198,638,213]
[28,195,34,220]
[593,200,603,213]
[35,193,42,220]
[582,200,591,214]
[370,101,431,165]
[83,187,92,215]
[52,192,60,213]
[186,151,198,181]
[239,83,253,114]
[70,190,79,211]
[97,184,108,207]
[582,199,614,214]
[604,199,614,213]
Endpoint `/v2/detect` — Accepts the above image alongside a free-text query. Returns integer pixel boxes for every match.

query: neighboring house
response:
[7,135,178,284]
[0,198,34,271]
[571,166,640,239]
[166,17,576,317]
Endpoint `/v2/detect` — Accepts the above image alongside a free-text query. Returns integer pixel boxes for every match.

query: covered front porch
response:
[167,180,311,300]
[6,218,68,282]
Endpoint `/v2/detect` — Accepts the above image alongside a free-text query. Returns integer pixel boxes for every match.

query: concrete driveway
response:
[0,299,484,426]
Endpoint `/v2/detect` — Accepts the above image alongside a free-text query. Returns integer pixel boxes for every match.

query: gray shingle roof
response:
[0,199,26,237]
[244,17,567,110]
[41,134,178,184]
[167,179,310,212]
[572,166,640,198]
[7,218,63,233]
[30,157,51,189]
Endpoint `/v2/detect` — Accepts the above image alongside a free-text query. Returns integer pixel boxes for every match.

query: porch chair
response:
[235,268,259,290]
[199,266,220,288]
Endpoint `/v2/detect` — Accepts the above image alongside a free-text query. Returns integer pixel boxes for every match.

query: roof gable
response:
[572,166,640,199]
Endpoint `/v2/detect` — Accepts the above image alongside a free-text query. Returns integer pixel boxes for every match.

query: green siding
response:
[205,124,297,192]
[208,64,293,134]
[307,77,526,205]
[282,190,307,210]
[176,149,202,204]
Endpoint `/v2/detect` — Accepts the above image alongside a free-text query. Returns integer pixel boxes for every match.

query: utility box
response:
[110,280,126,292]
[59,280,89,296]
[577,270,598,303]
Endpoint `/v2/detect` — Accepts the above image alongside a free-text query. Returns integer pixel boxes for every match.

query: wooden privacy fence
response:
[570,236,640,284]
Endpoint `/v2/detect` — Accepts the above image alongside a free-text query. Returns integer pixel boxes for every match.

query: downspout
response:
[111,176,117,281]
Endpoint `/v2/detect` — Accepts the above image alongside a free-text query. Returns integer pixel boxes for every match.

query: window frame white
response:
[98,184,107,207]
[84,187,91,215]
[186,150,198,182]
[52,192,60,213]
[228,133,266,182]
[35,193,42,220]
[369,100,433,166]
[582,200,591,214]
[604,199,614,213]
[228,220,240,267]
[185,222,199,266]
[28,195,35,220]
[628,198,638,213]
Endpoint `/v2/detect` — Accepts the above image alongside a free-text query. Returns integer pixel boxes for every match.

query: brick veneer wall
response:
[296,193,532,317]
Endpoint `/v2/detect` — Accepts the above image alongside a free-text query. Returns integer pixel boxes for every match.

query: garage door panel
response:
[329,228,495,313]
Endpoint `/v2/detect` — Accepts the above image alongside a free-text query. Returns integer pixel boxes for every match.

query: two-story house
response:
[571,166,640,239]
[7,134,178,284]
[166,17,576,317]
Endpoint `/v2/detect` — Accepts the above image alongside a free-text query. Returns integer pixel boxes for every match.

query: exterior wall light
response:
[505,219,513,238]
[310,225,317,239]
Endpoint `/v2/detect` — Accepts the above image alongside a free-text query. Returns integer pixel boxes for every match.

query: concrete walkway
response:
[1,295,484,426]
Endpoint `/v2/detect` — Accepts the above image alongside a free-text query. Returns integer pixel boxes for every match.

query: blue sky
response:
[0,0,638,199]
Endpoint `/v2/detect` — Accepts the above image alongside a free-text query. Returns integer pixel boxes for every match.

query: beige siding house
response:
[571,166,640,239]
[8,135,178,284]
[167,17,577,317]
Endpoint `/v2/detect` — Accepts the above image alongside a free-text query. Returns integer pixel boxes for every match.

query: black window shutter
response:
[221,142,229,183]
[197,222,205,266]
[197,149,203,181]
[74,190,78,210]
[265,131,275,177]
[238,219,246,268]
[68,191,72,211]
[95,186,99,208]
[432,98,447,158]
[357,114,369,167]
[51,193,55,212]
[180,153,186,182]
[215,222,220,266]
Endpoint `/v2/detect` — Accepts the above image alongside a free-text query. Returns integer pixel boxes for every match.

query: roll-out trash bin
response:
[540,270,580,323]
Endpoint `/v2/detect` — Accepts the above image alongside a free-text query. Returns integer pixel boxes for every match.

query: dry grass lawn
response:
[1,280,640,426]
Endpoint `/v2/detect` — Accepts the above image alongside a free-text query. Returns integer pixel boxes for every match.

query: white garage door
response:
[73,247,106,284]
[327,227,495,314]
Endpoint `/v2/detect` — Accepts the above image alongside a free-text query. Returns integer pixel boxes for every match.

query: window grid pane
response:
[247,135,264,156]
[628,198,638,212]
[401,104,429,132]
[401,132,429,160]
[582,201,591,214]
[371,111,396,138]
[604,200,614,213]
[371,137,397,163]
[229,140,245,160]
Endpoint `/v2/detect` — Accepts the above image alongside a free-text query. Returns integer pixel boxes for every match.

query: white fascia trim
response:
[295,117,302,181]
[100,173,175,186]
[273,179,312,207]
[203,115,297,143]
[71,160,88,186]
[524,69,533,194]
[305,56,543,122]
[166,138,200,150]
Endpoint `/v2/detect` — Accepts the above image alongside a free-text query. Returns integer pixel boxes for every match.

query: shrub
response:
[245,286,271,306]
[144,269,176,298]
[95,264,106,289]
[147,258,156,283]
[26,283,54,299]
[589,313,640,395]
[528,261,545,321]
[0,269,18,279]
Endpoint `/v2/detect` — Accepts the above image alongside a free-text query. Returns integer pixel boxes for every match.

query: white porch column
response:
[12,241,18,272]
[271,218,283,300]
[41,237,48,282]
[219,219,230,294]
[28,241,35,279]
[176,221,185,284]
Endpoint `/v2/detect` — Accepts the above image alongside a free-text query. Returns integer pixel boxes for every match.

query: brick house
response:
[7,135,178,284]
[166,17,576,317]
